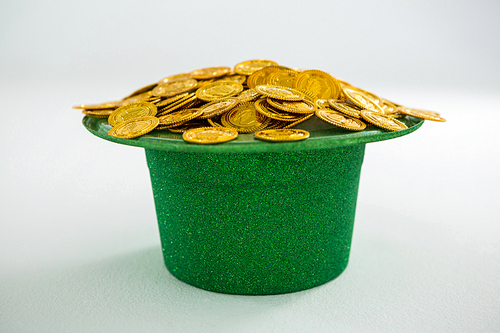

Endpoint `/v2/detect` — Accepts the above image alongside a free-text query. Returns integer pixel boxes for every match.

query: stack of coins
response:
[75,60,445,144]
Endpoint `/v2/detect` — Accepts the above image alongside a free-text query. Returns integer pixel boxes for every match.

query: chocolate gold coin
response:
[108,116,159,139]
[254,128,310,141]
[183,127,238,144]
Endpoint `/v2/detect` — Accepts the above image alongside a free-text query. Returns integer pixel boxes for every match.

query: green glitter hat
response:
[84,115,423,294]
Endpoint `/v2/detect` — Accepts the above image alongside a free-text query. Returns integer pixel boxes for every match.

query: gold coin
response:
[196,81,243,102]
[154,92,190,108]
[350,86,381,105]
[246,67,277,89]
[294,88,317,102]
[199,97,239,119]
[266,68,298,88]
[207,115,224,128]
[108,116,159,139]
[158,72,191,85]
[156,94,197,116]
[183,127,238,144]
[379,99,399,115]
[255,85,304,101]
[108,102,157,127]
[236,88,260,102]
[264,118,287,130]
[73,101,120,110]
[399,108,446,122]
[343,87,384,113]
[282,113,314,129]
[152,79,198,97]
[166,119,211,133]
[315,99,330,109]
[293,69,341,100]
[217,75,247,84]
[158,108,202,126]
[255,99,303,122]
[221,102,270,133]
[328,100,362,118]
[267,98,316,114]
[315,109,367,131]
[190,66,231,80]
[82,109,114,118]
[363,92,381,105]
[195,78,216,88]
[246,66,292,89]
[360,110,408,131]
[157,98,198,117]
[187,99,203,109]
[254,129,310,142]
[234,59,278,76]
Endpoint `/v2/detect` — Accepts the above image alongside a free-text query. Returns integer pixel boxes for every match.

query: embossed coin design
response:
[247,66,293,89]
[254,129,310,141]
[199,98,239,119]
[380,99,399,115]
[108,116,159,139]
[360,110,408,131]
[343,87,384,114]
[222,102,270,133]
[348,86,382,106]
[246,67,279,89]
[196,81,244,102]
[315,109,366,131]
[152,79,198,97]
[108,102,157,127]
[255,85,304,101]
[293,69,341,100]
[182,127,238,144]
[267,68,298,88]
[237,88,260,102]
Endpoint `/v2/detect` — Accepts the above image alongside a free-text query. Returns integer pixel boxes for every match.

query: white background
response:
[1,1,499,332]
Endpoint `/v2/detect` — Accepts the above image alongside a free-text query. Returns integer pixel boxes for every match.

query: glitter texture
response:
[82,115,424,295]
[146,146,364,295]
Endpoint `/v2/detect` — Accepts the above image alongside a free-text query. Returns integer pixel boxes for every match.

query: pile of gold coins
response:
[75,59,445,144]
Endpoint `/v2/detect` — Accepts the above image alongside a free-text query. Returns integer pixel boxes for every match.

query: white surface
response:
[1,1,500,332]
